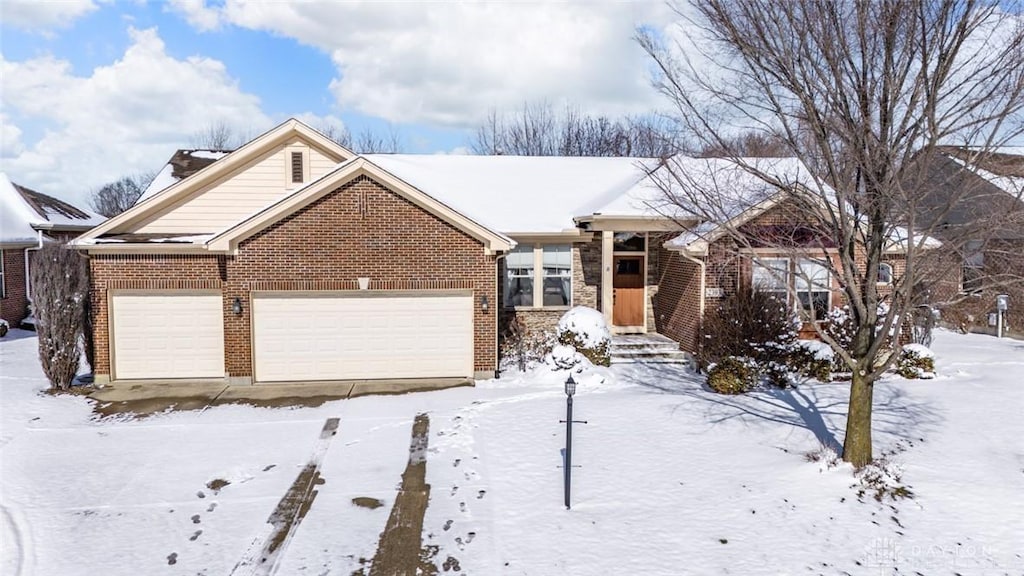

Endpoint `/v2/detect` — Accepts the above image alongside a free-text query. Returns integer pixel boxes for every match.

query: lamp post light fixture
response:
[232,297,243,316]
[561,374,586,510]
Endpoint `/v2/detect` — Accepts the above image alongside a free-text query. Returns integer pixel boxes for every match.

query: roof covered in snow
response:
[0,173,105,245]
[657,157,824,250]
[137,149,232,203]
[364,154,662,234]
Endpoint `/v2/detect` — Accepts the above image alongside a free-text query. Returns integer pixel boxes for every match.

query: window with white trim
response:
[752,257,832,320]
[505,246,534,307]
[877,263,893,285]
[542,244,572,306]
[504,244,573,308]
[752,258,789,295]
[795,258,831,320]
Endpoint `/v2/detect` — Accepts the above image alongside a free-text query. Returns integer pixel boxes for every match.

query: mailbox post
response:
[996,294,1009,338]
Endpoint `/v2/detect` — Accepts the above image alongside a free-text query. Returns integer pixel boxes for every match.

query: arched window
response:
[877,263,893,285]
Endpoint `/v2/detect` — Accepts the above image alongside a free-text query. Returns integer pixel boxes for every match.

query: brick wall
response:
[652,246,702,353]
[1,248,29,326]
[89,174,498,380]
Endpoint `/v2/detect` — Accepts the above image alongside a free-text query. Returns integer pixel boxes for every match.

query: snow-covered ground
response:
[1,328,1022,574]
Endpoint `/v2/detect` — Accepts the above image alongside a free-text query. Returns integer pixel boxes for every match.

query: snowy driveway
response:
[3,329,1023,574]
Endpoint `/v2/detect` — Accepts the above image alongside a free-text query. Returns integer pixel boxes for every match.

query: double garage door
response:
[110,292,473,382]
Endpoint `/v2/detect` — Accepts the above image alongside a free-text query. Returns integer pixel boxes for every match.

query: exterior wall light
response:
[232,297,243,316]
[481,295,489,312]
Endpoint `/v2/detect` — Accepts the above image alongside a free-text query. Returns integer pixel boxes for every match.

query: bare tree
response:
[473,101,682,157]
[638,0,1024,466]
[312,121,403,153]
[90,172,156,217]
[29,244,90,390]
[189,120,249,150]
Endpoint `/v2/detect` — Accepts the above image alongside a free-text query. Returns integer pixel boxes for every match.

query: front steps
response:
[610,333,689,365]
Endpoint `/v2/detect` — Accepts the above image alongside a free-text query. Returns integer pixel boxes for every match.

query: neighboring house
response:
[0,174,106,327]
[71,118,903,386]
[909,146,1024,331]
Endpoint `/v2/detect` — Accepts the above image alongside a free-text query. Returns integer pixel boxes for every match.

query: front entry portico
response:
[599,230,650,334]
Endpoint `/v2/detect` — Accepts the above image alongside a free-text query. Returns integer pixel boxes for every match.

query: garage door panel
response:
[111,293,225,380]
[253,293,473,382]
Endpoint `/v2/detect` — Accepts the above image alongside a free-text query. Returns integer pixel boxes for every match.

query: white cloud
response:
[178,1,673,128]
[1,27,272,204]
[1,0,99,31]
[166,0,221,32]
[0,113,26,158]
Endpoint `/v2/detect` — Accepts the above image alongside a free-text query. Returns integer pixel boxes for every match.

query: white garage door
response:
[111,293,225,380]
[252,292,474,382]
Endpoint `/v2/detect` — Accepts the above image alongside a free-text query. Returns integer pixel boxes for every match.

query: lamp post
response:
[561,374,586,510]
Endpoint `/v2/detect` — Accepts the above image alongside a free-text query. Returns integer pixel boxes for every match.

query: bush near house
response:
[28,244,90,390]
[707,356,759,394]
[556,306,611,367]
[0,319,8,338]
[897,344,936,379]
[701,288,802,390]
[499,316,554,372]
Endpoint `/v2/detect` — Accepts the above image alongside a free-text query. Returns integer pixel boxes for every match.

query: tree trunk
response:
[843,370,874,467]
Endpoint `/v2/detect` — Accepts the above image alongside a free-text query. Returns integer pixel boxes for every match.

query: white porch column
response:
[601,230,614,325]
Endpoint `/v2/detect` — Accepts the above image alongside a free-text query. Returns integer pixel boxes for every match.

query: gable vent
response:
[291,151,304,184]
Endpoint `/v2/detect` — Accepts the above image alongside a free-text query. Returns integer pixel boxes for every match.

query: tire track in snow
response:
[1,503,34,576]
[229,417,339,576]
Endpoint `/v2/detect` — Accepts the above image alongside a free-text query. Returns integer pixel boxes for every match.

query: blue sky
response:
[0,1,670,204]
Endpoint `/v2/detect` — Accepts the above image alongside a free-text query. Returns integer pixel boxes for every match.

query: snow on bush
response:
[0,319,8,338]
[796,339,835,362]
[897,344,936,379]
[556,306,611,367]
[787,339,834,382]
[549,343,585,371]
[707,356,759,394]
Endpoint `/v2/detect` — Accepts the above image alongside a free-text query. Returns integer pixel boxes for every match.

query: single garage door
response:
[252,292,474,382]
[111,293,225,380]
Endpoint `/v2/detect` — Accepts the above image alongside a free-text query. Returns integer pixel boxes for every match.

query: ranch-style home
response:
[71,118,897,386]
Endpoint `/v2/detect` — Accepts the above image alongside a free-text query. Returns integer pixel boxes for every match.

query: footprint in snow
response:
[191,514,201,524]
[450,486,459,496]
[477,490,486,500]
[443,520,453,531]
[167,552,178,565]
[189,530,203,541]
[459,502,467,513]
[206,502,217,513]
[453,458,461,467]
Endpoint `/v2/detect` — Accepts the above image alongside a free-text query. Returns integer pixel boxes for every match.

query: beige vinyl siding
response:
[309,147,338,181]
[136,141,344,235]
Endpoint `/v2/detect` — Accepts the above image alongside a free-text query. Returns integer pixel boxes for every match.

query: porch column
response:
[601,230,614,325]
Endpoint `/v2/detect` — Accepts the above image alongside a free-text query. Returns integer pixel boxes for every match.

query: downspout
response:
[25,229,44,303]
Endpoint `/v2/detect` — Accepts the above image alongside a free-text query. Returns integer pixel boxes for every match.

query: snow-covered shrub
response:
[499,316,553,372]
[788,340,834,382]
[700,288,798,371]
[549,343,584,370]
[29,244,90,390]
[896,344,935,379]
[0,319,8,338]
[556,306,611,367]
[706,356,759,394]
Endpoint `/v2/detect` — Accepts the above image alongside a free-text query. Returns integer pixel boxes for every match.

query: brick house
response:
[1,174,105,327]
[72,119,905,386]
[907,146,1024,333]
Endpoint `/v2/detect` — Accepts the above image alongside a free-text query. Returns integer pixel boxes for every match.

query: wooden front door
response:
[612,256,644,327]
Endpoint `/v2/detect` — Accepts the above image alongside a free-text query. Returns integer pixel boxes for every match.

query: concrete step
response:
[611,355,690,365]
